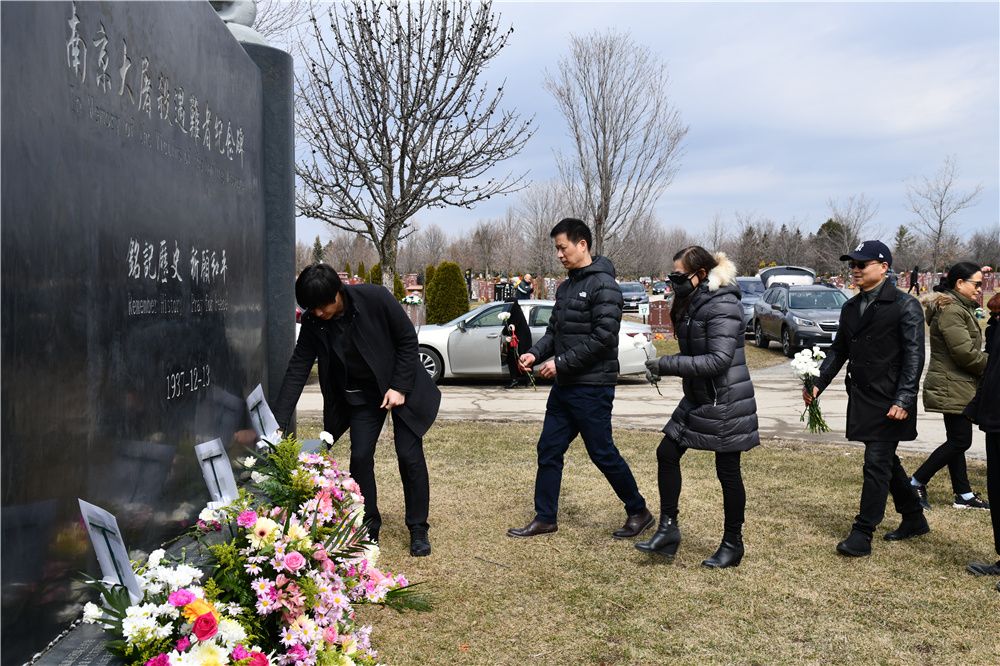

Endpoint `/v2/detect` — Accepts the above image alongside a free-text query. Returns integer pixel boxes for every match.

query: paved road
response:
[294,357,987,460]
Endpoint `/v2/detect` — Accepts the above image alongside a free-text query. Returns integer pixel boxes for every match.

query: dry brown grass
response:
[297,419,999,665]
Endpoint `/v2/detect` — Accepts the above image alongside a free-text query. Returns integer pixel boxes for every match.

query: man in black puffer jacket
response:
[507,218,652,540]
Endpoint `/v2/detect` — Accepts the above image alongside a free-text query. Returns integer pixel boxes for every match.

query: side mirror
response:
[457,320,467,332]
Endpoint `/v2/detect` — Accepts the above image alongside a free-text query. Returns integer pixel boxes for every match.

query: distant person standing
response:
[503,274,534,389]
[964,292,1000,589]
[804,241,928,557]
[907,265,920,294]
[910,263,989,511]
[508,219,652,540]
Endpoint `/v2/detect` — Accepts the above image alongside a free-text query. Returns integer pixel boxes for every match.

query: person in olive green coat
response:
[911,262,989,510]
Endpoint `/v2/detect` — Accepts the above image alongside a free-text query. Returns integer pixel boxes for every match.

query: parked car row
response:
[752,283,848,357]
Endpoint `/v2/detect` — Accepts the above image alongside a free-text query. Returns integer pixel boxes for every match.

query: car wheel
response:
[781,328,796,358]
[419,346,444,383]
[754,322,769,348]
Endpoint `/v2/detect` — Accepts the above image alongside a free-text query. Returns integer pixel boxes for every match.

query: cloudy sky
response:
[296,1,999,245]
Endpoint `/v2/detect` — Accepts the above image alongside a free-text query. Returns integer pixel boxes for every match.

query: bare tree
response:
[471,221,501,277]
[966,224,1000,268]
[296,1,534,290]
[252,0,312,47]
[546,29,688,255]
[828,194,879,255]
[514,180,567,278]
[703,212,728,252]
[907,156,983,273]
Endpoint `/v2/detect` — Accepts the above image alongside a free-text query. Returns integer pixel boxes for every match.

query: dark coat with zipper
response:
[964,315,999,433]
[528,255,623,386]
[920,290,987,414]
[814,281,925,442]
[655,255,760,453]
[272,284,441,441]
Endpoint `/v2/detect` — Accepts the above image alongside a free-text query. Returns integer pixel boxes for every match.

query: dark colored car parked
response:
[736,277,766,334]
[651,280,668,295]
[620,281,650,312]
[753,284,848,357]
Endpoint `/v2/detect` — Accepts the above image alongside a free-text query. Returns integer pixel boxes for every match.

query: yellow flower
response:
[187,640,227,665]
[248,517,279,549]
[182,598,219,623]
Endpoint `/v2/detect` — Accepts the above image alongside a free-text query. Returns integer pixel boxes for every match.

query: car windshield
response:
[620,283,645,294]
[737,279,764,295]
[789,290,848,310]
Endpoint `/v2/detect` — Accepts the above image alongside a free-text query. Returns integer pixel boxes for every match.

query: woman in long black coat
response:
[636,246,759,568]
[964,292,1000,590]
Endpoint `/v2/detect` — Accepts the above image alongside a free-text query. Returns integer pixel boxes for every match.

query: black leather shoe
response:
[504,378,527,389]
[635,516,681,557]
[836,530,872,557]
[507,518,557,538]
[883,517,930,541]
[613,508,654,539]
[702,536,744,569]
[967,560,1000,576]
[409,530,431,557]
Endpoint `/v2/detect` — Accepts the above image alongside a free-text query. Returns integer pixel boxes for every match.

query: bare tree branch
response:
[295,0,534,288]
[906,155,983,273]
[545,29,688,255]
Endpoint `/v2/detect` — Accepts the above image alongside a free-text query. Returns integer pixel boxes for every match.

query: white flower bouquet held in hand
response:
[791,347,831,433]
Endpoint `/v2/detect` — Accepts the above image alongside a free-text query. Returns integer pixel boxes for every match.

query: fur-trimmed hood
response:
[706,253,738,292]
[920,289,975,325]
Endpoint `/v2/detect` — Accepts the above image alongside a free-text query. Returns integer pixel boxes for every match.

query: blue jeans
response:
[533,383,646,523]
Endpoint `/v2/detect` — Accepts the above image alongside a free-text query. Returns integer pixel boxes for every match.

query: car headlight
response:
[792,316,817,327]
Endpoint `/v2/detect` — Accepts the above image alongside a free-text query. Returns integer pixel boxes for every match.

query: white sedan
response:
[416,299,657,383]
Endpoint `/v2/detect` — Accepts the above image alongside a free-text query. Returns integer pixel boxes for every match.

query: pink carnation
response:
[144,655,169,666]
[168,589,195,607]
[232,644,250,660]
[287,645,309,661]
[284,551,307,573]
[175,636,190,652]
[237,510,258,528]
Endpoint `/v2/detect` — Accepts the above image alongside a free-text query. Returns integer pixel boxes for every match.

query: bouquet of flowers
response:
[84,435,429,666]
[81,551,270,666]
[791,347,831,433]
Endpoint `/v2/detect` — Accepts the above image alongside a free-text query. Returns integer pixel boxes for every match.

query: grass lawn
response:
[297,419,998,665]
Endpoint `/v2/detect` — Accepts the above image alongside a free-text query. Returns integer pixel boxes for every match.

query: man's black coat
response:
[272,285,441,441]
[814,283,925,442]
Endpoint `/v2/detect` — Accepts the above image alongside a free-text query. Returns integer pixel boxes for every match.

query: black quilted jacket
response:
[655,260,760,453]
[528,256,623,386]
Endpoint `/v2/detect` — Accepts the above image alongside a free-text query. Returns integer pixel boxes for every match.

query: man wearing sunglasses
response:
[803,240,928,557]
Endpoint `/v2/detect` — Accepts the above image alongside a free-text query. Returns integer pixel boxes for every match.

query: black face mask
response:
[668,272,696,299]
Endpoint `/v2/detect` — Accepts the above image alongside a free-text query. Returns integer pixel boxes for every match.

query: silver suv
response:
[752,284,847,357]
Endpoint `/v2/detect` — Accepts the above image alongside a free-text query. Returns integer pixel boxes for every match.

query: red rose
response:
[192,611,218,641]
[248,652,269,666]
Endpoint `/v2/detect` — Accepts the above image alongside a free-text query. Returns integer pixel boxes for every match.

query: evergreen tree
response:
[312,235,325,264]
[344,261,352,277]
[393,273,406,301]
[357,261,367,283]
[370,263,382,286]
[426,261,468,324]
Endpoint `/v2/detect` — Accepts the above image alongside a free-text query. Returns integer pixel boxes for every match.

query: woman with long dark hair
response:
[910,262,989,511]
[636,246,760,568]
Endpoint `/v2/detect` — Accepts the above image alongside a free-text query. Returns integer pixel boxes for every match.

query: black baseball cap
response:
[840,240,892,267]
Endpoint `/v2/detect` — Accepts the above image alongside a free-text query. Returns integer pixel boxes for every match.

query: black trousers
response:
[855,441,923,537]
[987,432,1000,556]
[656,436,745,539]
[347,402,430,535]
[912,413,973,495]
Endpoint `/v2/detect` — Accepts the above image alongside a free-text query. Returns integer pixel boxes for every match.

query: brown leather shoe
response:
[613,508,654,539]
[507,518,558,538]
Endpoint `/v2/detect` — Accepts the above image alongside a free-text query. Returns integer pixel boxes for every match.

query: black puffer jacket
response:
[528,255,623,386]
[964,314,1000,433]
[654,255,760,452]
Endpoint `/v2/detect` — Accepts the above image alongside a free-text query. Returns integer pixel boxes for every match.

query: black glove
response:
[644,358,660,384]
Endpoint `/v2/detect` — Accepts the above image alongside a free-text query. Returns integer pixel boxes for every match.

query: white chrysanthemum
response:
[198,506,219,523]
[147,548,166,567]
[187,640,228,664]
[250,471,269,485]
[241,456,257,468]
[320,431,335,445]
[217,618,247,647]
[82,602,103,624]
[363,543,380,566]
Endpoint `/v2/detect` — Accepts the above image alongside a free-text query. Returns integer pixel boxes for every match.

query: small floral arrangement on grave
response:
[83,435,429,666]
[791,347,831,433]
[498,311,536,390]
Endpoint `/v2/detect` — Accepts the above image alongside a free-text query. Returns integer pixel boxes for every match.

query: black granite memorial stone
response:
[1,2,267,661]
